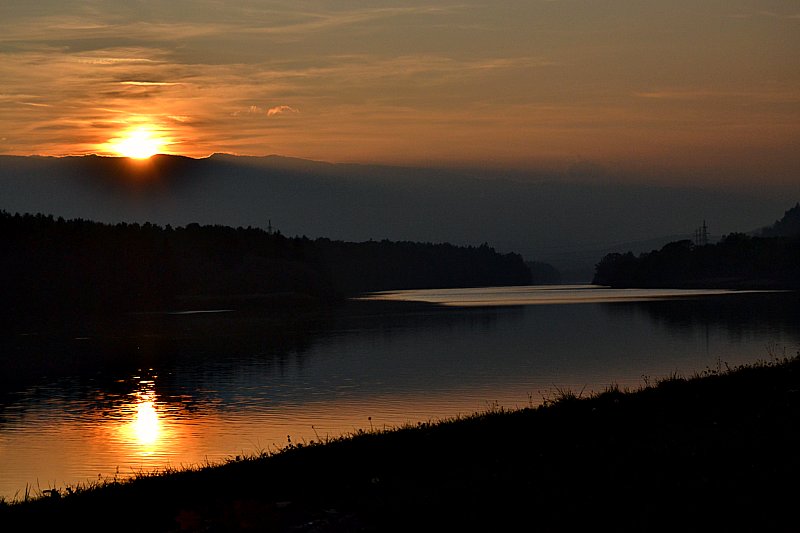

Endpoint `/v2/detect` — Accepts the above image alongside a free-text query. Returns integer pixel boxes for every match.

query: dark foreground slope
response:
[3,355,798,532]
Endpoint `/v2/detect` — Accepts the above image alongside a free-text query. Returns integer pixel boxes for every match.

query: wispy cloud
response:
[635,89,800,103]
[267,105,299,117]
[727,10,800,20]
[635,90,730,100]
[119,81,181,86]
[233,105,300,117]
[0,5,462,46]
[236,5,461,39]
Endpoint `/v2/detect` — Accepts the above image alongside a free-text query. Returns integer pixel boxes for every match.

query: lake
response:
[1,285,798,500]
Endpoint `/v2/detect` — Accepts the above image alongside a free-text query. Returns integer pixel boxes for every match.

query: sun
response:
[108,126,166,159]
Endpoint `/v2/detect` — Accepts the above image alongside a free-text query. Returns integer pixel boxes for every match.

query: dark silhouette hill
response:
[593,203,800,288]
[0,154,792,281]
[761,202,800,237]
[0,211,530,321]
[525,261,562,284]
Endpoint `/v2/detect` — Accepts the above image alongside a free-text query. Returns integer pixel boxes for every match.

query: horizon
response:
[1,1,798,188]
[5,150,800,198]
[2,152,799,195]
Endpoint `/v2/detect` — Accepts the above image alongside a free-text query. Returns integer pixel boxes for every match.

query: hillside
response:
[761,202,800,237]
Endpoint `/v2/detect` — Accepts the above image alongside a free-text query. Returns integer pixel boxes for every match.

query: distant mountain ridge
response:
[0,154,793,281]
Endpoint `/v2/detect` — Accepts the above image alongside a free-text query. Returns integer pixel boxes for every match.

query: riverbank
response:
[2,353,798,532]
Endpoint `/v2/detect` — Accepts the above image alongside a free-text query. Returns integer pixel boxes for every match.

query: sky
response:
[1,1,798,186]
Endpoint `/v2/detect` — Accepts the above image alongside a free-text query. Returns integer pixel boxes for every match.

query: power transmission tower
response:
[694,220,708,246]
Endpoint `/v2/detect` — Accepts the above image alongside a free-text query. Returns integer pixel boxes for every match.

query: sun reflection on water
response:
[122,377,164,456]
[133,397,160,447]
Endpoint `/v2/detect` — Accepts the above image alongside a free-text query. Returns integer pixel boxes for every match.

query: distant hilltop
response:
[761,202,800,238]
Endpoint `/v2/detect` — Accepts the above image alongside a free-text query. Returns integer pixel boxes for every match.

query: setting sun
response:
[108,126,166,159]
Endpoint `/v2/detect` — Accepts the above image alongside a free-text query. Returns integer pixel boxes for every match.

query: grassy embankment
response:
[2,353,799,532]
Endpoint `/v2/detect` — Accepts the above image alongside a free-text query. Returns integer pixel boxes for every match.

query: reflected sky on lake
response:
[359,284,782,306]
[1,287,798,499]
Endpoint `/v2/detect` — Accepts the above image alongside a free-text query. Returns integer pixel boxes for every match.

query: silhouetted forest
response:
[314,238,530,294]
[0,211,530,319]
[593,204,800,288]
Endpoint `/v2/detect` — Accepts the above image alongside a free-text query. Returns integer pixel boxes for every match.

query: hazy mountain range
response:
[0,154,793,280]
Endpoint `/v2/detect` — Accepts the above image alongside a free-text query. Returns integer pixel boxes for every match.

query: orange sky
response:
[1,1,798,186]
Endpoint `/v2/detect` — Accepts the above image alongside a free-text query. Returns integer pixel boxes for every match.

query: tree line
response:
[593,204,800,289]
[0,211,531,318]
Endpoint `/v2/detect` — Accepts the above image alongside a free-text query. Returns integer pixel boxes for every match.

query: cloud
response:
[119,81,180,86]
[267,105,299,117]
[236,6,459,40]
[635,90,722,100]
[0,6,459,48]
[232,105,270,116]
[76,56,159,66]
[727,11,800,21]
[634,89,800,104]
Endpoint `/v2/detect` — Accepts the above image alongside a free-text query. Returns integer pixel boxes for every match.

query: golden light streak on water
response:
[121,379,164,457]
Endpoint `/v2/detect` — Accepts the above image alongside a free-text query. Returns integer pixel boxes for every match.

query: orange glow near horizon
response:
[105,126,169,159]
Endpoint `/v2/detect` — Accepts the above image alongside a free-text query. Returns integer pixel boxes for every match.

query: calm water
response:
[1,285,798,499]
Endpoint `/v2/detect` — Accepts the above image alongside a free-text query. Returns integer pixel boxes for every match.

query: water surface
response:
[1,285,797,499]
[359,285,779,306]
